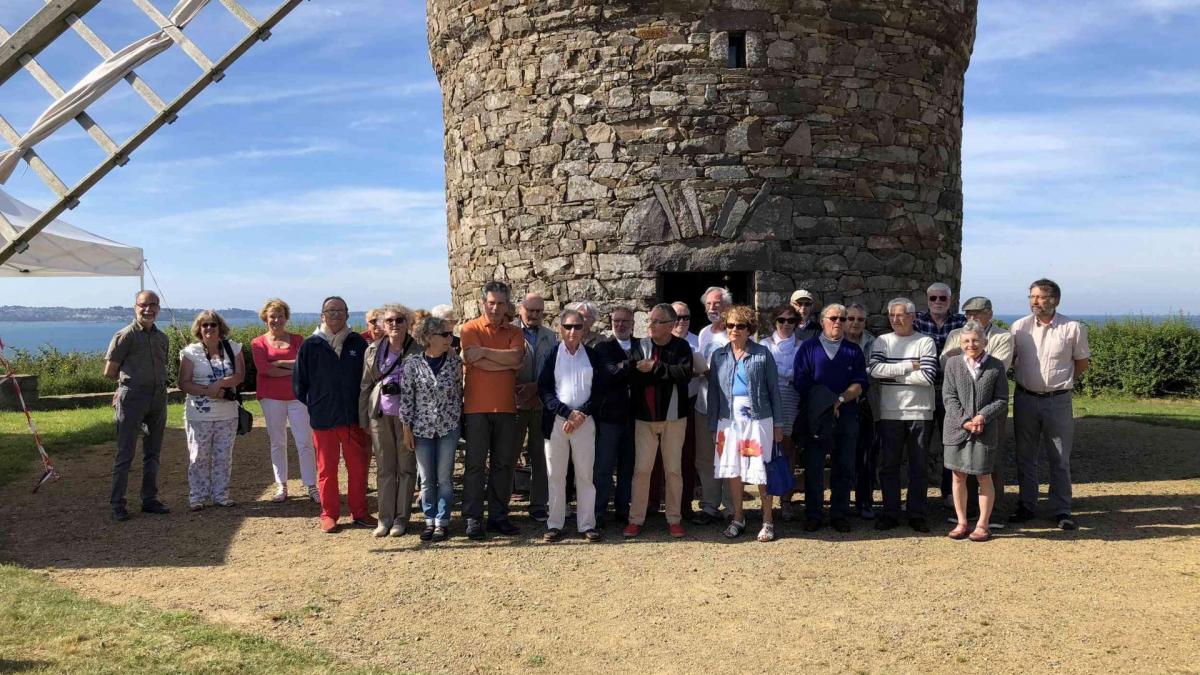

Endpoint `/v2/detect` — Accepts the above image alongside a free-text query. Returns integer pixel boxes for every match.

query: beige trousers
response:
[630,419,688,525]
[370,415,418,525]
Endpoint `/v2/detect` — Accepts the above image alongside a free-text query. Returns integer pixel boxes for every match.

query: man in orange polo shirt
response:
[461,280,526,540]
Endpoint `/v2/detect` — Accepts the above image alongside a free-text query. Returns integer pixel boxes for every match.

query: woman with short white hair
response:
[942,320,1008,542]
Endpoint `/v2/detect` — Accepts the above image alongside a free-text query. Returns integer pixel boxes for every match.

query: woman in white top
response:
[179,310,245,510]
[760,304,801,521]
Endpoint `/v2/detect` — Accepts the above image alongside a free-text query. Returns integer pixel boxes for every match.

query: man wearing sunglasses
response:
[693,287,734,525]
[914,282,967,508]
[593,307,637,526]
[789,289,820,340]
[103,290,171,521]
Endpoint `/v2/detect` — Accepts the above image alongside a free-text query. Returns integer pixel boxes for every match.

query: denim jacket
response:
[706,341,784,432]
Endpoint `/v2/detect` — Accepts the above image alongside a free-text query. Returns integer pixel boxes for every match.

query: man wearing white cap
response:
[790,290,819,341]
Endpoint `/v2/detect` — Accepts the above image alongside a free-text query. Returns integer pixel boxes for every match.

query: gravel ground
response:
[1,417,1197,674]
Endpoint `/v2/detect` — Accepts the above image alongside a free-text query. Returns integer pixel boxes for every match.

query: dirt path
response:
[2,417,1198,674]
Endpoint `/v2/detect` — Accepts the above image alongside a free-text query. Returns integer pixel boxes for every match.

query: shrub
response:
[1078,316,1200,397]
[165,321,318,393]
[4,346,110,396]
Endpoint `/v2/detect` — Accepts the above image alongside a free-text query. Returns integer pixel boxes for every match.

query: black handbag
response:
[221,340,253,435]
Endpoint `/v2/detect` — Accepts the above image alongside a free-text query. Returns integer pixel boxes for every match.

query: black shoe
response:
[875,515,898,530]
[530,509,549,523]
[1008,505,1036,524]
[432,526,449,542]
[804,516,822,532]
[615,512,629,525]
[466,519,485,540]
[542,528,562,542]
[690,510,717,526]
[141,500,170,515]
[594,515,607,530]
[420,526,435,542]
[1054,514,1077,531]
[487,519,519,536]
[111,505,130,522]
[832,517,852,533]
[909,517,930,533]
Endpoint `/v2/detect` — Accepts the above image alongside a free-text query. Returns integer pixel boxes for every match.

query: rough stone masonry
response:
[427,0,978,330]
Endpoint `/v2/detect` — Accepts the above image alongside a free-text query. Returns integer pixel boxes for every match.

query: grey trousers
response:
[463,412,519,522]
[693,411,732,516]
[111,385,167,506]
[1013,390,1074,515]
[516,408,547,511]
[370,415,417,525]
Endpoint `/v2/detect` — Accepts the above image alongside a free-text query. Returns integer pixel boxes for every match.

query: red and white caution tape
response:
[0,337,60,492]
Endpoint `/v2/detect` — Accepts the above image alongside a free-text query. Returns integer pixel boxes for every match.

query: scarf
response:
[314,324,351,357]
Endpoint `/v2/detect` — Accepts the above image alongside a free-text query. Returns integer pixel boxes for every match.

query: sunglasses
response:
[792,300,812,307]
[928,295,949,302]
[383,317,406,324]
[562,324,584,331]
[824,316,847,323]
[200,322,218,329]
[435,331,454,338]
[725,323,750,331]
[776,317,798,325]
[847,317,866,323]
[675,315,691,322]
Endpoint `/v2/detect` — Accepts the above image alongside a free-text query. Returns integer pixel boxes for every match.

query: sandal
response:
[723,520,746,538]
[968,527,992,542]
[757,523,775,542]
[948,523,970,540]
[431,526,448,542]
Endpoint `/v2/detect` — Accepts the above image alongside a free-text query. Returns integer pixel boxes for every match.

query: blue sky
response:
[0,0,1197,316]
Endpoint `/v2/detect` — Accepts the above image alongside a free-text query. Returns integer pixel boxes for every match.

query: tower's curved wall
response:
[428,0,977,326]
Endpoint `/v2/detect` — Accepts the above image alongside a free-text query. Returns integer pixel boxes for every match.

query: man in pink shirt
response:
[1009,278,1090,530]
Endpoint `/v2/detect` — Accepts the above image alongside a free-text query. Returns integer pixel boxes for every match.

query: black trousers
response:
[462,412,518,522]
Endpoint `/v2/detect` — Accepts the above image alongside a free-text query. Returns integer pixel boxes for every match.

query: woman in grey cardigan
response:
[942,321,1009,542]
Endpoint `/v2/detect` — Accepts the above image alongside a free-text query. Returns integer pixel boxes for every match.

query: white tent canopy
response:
[0,187,143,278]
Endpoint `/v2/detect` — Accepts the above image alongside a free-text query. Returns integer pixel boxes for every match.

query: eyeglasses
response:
[200,322,218,329]
[824,316,847,323]
[562,324,584,331]
[675,315,691,322]
[928,295,949,302]
[383,317,406,324]
[136,302,159,309]
[650,319,675,325]
[435,331,454,338]
[322,309,348,315]
[776,317,798,325]
[888,314,912,321]
[725,323,750,331]
[792,300,812,307]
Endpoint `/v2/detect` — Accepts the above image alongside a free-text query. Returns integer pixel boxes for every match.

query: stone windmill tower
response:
[427,0,978,328]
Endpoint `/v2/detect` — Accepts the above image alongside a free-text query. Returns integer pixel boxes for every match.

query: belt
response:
[1016,385,1071,398]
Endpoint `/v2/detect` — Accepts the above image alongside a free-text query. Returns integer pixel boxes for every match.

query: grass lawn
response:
[1073,395,1200,430]
[0,565,380,674]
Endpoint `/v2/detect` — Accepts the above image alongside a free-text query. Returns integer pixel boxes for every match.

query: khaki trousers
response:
[630,419,688,525]
[370,415,418,526]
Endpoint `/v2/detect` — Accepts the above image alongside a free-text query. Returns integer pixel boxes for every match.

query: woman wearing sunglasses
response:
[760,305,802,521]
[178,310,245,511]
[360,304,422,537]
[399,315,463,542]
[706,305,785,542]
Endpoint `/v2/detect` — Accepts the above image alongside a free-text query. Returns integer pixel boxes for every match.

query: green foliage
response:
[159,321,319,393]
[4,346,110,396]
[1079,315,1200,397]
[0,564,382,674]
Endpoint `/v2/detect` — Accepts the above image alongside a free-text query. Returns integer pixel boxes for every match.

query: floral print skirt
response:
[714,395,773,486]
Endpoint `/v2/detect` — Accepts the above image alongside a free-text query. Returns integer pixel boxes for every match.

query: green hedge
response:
[1078,316,1200,397]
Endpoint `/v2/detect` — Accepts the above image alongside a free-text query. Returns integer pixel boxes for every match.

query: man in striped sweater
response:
[867,297,938,532]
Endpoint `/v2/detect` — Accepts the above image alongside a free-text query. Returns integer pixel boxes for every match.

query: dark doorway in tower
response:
[658,271,754,333]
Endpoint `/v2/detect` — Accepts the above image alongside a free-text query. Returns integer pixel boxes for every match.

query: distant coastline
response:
[0,305,322,323]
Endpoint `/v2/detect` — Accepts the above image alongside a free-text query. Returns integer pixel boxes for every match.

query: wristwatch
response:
[837,395,845,403]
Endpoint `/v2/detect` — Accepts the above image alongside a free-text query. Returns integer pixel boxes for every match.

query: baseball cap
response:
[790,289,815,303]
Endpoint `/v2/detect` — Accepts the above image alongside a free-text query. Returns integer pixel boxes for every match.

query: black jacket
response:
[593,338,633,424]
[537,344,605,438]
[293,332,368,430]
[629,336,694,422]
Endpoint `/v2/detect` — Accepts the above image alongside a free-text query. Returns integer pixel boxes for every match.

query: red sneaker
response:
[668,523,686,538]
[622,523,641,538]
[320,515,339,533]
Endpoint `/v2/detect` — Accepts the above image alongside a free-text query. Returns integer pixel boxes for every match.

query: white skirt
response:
[714,395,773,486]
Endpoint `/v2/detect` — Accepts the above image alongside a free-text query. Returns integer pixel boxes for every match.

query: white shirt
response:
[616,337,632,353]
[695,326,729,415]
[553,342,593,410]
[181,341,241,422]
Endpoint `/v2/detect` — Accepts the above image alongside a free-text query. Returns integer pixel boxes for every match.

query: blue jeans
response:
[595,420,635,517]
[415,429,458,526]
[804,407,859,520]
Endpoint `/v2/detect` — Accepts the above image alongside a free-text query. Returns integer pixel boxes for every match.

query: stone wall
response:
[427,0,977,332]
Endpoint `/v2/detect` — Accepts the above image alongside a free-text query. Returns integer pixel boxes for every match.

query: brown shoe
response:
[948,523,970,540]
[968,527,992,542]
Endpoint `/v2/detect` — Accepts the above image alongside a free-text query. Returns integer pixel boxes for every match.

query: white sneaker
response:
[373,522,390,538]
[306,485,320,502]
[271,486,287,503]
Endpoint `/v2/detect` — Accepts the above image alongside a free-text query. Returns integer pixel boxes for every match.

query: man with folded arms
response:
[1009,279,1089,531]
[593,306,637,526]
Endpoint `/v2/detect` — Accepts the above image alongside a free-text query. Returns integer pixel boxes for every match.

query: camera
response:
[380,382,401,396]
[221,388,241,402]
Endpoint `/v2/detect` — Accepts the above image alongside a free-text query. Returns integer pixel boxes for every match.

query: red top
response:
[251,333,303,401]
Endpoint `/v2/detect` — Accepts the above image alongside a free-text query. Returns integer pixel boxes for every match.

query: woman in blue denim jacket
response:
[705,305,785,542]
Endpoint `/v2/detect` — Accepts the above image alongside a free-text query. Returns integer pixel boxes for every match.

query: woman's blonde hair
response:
[259,298,290,322]
[721,304,757,334]
[191,309,231,340]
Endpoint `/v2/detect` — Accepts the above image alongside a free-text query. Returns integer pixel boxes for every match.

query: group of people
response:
[102,276,1089,544]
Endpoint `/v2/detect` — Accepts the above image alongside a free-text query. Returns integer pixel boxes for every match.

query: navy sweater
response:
[293,332,368,430]
[792,336,870,413]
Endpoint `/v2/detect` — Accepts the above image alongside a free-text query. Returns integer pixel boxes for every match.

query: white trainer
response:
[271,486,287,503]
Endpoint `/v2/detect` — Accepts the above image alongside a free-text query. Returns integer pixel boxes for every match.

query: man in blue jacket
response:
[793,304,869,533]
[294,296,373,533]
